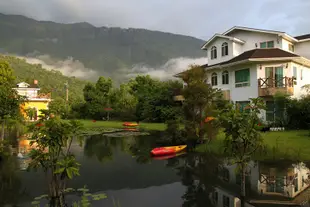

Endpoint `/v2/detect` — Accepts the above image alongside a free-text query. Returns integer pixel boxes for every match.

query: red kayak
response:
[150,145,187,156]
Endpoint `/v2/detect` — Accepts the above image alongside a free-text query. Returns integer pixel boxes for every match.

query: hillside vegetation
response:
[0,55,87,101]
[0,13,205,80]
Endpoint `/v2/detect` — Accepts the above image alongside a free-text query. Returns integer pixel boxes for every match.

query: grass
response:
[196,130,310,161]
[78,120,167,131]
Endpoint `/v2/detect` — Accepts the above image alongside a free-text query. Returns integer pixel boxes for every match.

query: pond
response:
[2,132,310,207]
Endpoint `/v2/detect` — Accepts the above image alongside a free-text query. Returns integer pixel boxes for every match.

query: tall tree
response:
[0,61,23,141]
[181,65,223,148]
[220,98,265,207]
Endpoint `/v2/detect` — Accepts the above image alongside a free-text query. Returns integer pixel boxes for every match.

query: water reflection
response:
[7,133,310,206]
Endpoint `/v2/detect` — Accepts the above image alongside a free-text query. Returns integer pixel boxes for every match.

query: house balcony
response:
[258,77,294,97]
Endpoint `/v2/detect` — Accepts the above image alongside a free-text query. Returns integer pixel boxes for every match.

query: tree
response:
[220,98,265,207]
[48,97,69,118]
[0,61,15,85]
[181,65,224,148]
[0,61,23,141]
[25,107,36,120]
[28,116,84,206]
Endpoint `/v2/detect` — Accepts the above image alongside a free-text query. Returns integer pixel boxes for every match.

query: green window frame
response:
[260,42,267,48]
[235,69,250,87]
[267,41,274,48]
[260,41,274,48]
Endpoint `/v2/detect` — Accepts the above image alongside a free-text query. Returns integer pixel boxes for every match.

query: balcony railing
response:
[258,77,294,97]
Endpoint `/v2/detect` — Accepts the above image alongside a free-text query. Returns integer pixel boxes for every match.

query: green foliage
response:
[31,187,107,207]
[48,97,70,118]
[28,116,84,206]
[128,75,182,122]
[182,65,224,145]
[25,107,36,120]
[0,55,87,102]
[221,98,266,163]
[0,61,15,85]
[0,13,204,82]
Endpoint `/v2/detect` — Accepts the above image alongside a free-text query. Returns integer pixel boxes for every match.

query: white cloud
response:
[18,55,98,79]
[125,57,207,80]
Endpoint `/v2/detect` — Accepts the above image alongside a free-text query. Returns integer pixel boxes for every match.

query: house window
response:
[267,41,274,48]
[211,46,217,60]
[222,42,228,56]
[223,168,230,182]
[222,71,229,84]
[236,101,250,112]
[235,69,250,87]
[260,41,274,48]
[294,175,299,192]
[302,176,305,187]
[293,67,297,79]
[212,191,218,203]
[289,44,295,52]
[211,72,218,86]
[223,195,230,207]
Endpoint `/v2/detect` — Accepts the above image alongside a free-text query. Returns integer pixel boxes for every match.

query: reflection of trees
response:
[169,153,223,207]
[84,135,116,162]
[0,155,24,206]
[126,136,155,164]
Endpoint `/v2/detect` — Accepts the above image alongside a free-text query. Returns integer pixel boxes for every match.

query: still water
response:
[2,132,310,207]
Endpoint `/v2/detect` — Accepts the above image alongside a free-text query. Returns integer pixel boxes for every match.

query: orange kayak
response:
[152,152,186,160]
[123,122,139,127]
[151,145,187,156]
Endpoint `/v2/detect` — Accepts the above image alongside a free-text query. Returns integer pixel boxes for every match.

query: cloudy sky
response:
[0,0,309,40]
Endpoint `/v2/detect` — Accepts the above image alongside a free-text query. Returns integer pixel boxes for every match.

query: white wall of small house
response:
[206,63,258,102]
[281,38,294,52]
[206,38,234,66]
[291,62,310,98]
[296,41,310,60]
[227,30,283,52]
[233,42,243,56]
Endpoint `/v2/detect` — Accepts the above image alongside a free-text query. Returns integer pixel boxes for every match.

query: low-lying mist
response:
[17,54,207,82]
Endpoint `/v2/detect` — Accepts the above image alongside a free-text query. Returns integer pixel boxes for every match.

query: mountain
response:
[0,55,87,101]
[0,13,205,81]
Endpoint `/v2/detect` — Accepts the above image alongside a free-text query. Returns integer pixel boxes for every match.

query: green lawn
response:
[196,130,310,161]
[79,120,167,131]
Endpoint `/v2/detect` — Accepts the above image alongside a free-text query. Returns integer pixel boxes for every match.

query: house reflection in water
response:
[211,160,310,207]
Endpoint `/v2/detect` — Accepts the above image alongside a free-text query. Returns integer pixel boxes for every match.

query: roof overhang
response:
[205,57,310,70]
[297,38,310,43]
[223,26,298,43]
[201,34,245,50]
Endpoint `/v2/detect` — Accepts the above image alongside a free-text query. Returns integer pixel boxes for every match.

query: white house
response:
[176,26,310,122]
[211,160,310,207]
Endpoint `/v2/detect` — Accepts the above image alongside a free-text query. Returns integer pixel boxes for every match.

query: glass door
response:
[275,67,284,87]
[265,67,274,87]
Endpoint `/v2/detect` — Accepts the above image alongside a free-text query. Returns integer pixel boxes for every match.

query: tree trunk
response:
[1,120,5,141]
[241,164,246,207]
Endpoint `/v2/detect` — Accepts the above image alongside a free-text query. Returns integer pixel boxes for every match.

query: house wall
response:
[233,42,243,57]
[258,162,310,198]
[211,187,255,207]
[296,41,310,60]
[21,101,50,119]
[15,88,39,98]
[206,63,258,102]
[281,38,294,52]
[206,38,234,66]
[228,31,282,52]
[291,62,310,98]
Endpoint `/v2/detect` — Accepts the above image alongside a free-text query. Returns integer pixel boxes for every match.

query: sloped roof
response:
[203,48,299,69]
[223,26,298,42]
[295,34,310,41]
[201,33,245,50]
[16,82,39,88]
